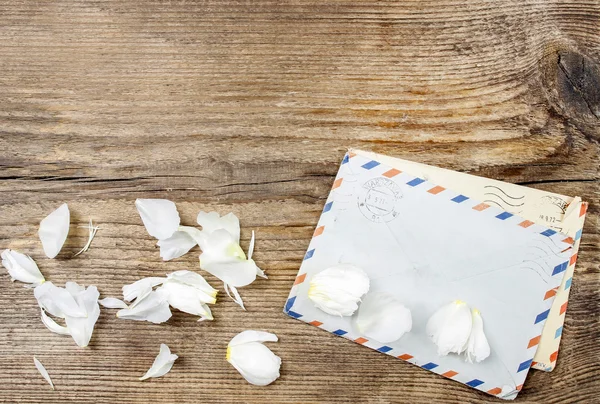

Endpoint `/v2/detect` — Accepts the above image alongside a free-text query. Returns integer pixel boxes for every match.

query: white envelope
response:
[284,151,574,400]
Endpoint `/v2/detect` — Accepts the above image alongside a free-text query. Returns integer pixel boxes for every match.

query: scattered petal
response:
[40,309,70,335]
[166,270,217,297]
[224,283,246,310]
[34,282,86,318]
[426,300,473,356]
[157,280,215,320]
[202,260,258,288]
[139,344,178,381]
[178,226,207,250]
[227,330,281,386]
[33,356,54,390]
[122,277,166,302]
[98,297,128,309]
[64,285,100,347]
[197,211,240,243]
[355,292,412,343]
[117,289,172,324]
[35,282,100,347]
[308,264,370,316]
[1,249,45,286]
[157,231,197,261]
[248,230,255,260]
[135,199,180,240]
[38,203,70,259]
[73,218,99,257]
[466,309,491,363]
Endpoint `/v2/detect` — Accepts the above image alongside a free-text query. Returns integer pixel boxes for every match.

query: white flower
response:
[308,264,370,316]
[98,297,128,309]
[116,288,172,324]
[140,344,178,381]
[34,281,100,348]
[227,330,281,386]
[355,292,412,343]
[122,277,166,302]
[33,356,54,390]
[197,211,240,243]
[465,309,491,363]
[1,249,45,286]
[156,230,197,261]
[38,203,70,258]
[135,199,180,240]
[426,300,473,356]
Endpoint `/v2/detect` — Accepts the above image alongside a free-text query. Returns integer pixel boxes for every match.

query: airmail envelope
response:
[284,150,585,400]
[354,149,588,372]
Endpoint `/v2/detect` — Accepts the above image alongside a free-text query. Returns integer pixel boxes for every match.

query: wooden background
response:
[0,1,598,403]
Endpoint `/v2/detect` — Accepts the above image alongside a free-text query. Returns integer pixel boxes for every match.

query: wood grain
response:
[0,1,598,403]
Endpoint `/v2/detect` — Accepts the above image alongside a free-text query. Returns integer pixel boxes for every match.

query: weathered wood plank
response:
[0,1,598,403]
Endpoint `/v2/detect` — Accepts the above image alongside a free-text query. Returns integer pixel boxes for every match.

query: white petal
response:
[157,231,197,261]
[34,282,86,318]
[135,199,180,240]
[38,203,70,259]
[117,290,172,324]
[178,226,208,250]
[139,343,178,381]
[227,334,281,386]
[65,281,85,296]
[157,281,215,318]
[308,264,370,316]
[166,270,217,296]
[64,285,100,347]
[98,297,128,309]
[40,310,70,335]
[1,249,45,286]
[225,283,246,310]
[33,356,54,390]
[122,277,166,302]
[228,330,278,347]
[426,300,473,356]
[202,260,258,288]
[248,230,255,260]
[199,229,246,267]
[355,292,412,343]
[197,211,240,242]
[466,309,491,363]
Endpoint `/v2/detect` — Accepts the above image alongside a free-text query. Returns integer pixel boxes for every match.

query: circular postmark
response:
[358,177,403,223]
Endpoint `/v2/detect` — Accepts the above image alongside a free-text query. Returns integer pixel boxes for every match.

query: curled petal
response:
[202,260,258,288]
[135,199,180,240]
[197,211,240,242]
[466,309,491,363]
[157,231,197,261]
[166,270,217,297]
[308,264,370,316]
[225,283,246,310]
[426,300,473,356]
[117,290,172,324]
[227,330,280,386]
[178,226,207,250]
[157,281,215,318]
[38,203,70,259]
[34,282,86,318]
[40,309,70,335]
[1,249,45,286]
[139,343,178,381]
[355,292,412,343]
[122,277,166,302]
[64,285,100,348]
[199,229,246,268]
[99,297,128,309]
[33,357,54,390]
[228,330,278,347]
[248,230,255,260]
